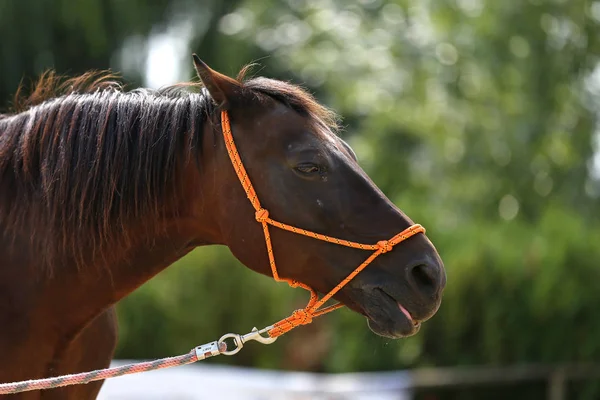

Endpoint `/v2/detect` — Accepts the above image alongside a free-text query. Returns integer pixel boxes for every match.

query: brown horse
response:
[0,56,446,399]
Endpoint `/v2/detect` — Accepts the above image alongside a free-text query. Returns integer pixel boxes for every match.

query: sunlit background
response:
[2,0,600,399]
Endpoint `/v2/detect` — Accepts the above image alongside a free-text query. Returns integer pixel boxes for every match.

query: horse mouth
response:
[398,301,420,329]
[350,288,422,339]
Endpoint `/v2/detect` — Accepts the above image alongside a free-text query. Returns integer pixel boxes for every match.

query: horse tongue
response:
[398,303,414,324]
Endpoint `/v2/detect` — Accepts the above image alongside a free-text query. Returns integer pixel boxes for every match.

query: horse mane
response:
[0,65,338,272]
[10,70,126,113]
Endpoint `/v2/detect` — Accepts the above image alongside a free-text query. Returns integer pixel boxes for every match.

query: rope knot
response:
[377,240,393,253]
[291,309,313,325]
[255,208,269,223]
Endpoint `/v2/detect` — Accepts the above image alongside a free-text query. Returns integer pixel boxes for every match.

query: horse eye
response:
[295,163,321,175]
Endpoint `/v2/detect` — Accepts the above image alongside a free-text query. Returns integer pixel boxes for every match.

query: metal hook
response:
[218,326,278,356]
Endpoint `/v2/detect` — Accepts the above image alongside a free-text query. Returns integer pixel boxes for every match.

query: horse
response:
[0,55,446,399]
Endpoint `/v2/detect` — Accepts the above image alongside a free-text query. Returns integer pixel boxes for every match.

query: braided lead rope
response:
[219,111,426,338]
[0,341,225,394]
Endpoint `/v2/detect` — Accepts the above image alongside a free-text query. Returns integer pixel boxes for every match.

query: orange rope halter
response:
[220,110,425,338]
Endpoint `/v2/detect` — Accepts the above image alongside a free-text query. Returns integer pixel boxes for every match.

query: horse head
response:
[191,57,446,339]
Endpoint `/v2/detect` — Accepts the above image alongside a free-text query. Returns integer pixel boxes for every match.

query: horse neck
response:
[44,134,225,332]
[0,92,224,331]
[0,161,220,338]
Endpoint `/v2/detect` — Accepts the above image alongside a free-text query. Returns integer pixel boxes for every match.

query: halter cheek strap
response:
[220,110,425,338]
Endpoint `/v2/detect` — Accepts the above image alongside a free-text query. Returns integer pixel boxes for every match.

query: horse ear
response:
[192,54,241,109]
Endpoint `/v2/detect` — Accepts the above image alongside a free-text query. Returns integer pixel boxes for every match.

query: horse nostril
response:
[409,263,438,295]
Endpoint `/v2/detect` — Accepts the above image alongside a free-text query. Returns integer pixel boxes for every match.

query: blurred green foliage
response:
[2,0,600,398]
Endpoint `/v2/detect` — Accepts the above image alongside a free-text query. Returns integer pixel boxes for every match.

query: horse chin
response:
[366,316,420,339]
[341,287,421,339]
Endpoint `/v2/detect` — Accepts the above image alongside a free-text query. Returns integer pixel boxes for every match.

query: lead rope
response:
[0,110,425,394]
[0,345,221,394]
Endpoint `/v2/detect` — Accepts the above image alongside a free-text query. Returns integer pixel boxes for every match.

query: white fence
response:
[98,361,600,400]
[98,361,412,400]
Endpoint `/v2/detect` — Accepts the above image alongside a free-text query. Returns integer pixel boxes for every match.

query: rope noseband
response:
[220,110,425,338]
